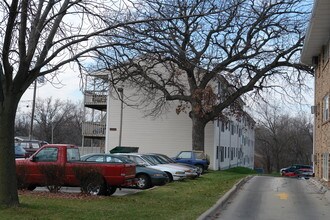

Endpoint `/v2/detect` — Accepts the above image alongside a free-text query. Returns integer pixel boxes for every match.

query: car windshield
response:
[114,155,135,164]
[142,155,165,165]
[156,154,175,163]
[120,155,153,166]
[141,155,158,165]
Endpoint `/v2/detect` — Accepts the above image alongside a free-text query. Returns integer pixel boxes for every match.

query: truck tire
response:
[27,185,36,191]
[107,186,117,196]
[136,174,151,189]
[86,178,107,196]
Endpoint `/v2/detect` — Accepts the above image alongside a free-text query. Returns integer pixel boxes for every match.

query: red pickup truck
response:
[16,144,136,195]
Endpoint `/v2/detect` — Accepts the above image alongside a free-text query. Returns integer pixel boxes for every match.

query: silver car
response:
[115,153,186,182]
[144,153,199,179]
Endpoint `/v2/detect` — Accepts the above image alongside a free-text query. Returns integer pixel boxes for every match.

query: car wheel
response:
[165,172,173,182]
[86,178,107,196]
[196,164,204,174]
[136,174,151,189]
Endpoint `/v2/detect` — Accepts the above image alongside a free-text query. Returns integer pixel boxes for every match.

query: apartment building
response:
[301,0,330,184]
[105,83,255,171]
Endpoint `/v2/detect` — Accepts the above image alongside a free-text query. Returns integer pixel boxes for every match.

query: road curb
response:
[197,175,253,220]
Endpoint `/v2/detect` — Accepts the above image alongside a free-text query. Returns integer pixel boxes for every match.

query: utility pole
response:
[29,80,37,140]
[118,87,124,147]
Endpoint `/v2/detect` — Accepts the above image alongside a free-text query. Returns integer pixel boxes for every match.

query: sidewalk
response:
[308,177,330,203]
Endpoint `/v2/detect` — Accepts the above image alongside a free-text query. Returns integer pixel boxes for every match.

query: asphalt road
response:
[213,176,330,220]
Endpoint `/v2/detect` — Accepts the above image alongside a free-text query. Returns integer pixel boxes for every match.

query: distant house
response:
[301,0,330,185]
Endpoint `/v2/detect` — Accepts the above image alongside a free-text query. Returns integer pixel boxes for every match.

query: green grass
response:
[0,169,252,220]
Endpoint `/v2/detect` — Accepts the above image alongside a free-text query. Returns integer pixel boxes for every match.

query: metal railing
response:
[84,91,107,106]
[82,122,106,137]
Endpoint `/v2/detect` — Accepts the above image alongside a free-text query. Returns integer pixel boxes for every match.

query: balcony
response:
[84,91,107,111]
[82,122,106,138]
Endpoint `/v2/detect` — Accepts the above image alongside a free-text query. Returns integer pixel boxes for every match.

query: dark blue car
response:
[173,151,209,173]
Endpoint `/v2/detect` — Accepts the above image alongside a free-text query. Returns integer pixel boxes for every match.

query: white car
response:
[143,153,199,179]
[115,153,186,182]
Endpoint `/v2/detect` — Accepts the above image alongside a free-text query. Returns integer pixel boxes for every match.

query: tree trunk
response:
[0,95,20,206]
[191,116,207,151]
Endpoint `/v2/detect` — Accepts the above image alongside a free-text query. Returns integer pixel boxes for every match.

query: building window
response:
[323,94,329,122]
[322,40,330,68]
[221,121,225,132]
[220,146,224,162]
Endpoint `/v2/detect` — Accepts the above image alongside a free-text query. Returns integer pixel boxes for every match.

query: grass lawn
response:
[1,168,255,220]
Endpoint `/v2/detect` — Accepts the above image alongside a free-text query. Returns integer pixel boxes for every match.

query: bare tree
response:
[0,0,160,206]
[15,98,83,145]
[255,105,313,173]
[14,110,30,137]
[32,98,82,145]
[92,0,313,152]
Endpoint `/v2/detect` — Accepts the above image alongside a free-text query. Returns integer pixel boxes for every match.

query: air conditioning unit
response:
[311,105,316,114]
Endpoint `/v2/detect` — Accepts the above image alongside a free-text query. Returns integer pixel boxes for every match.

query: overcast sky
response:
[19,70,83,111]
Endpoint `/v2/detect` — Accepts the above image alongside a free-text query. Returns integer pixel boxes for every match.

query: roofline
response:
[301,0,330,65]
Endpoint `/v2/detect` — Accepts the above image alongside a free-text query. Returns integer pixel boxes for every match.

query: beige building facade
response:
[301,0,330,185]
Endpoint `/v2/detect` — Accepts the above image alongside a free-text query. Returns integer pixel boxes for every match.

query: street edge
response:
[308,177,330,203]
[197,175,253,220]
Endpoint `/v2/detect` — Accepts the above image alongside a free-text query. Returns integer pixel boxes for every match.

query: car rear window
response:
[194,152,206,159]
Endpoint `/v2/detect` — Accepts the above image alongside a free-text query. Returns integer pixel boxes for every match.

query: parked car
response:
[295,168,314,178]
[151,153,202,176]
[81,153,169,189]
[282,167,314,179]
[144,153,200,178]
[116,153,186,182]
[280,164,313,176]
[15,139,48,157]
[15,145,27,158]
[173,150,209,173]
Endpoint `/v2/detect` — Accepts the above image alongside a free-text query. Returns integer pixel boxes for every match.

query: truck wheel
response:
[27,185,36,191]
[107,186,117,196]
[136,174,151,189]
[86,179,107,196]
